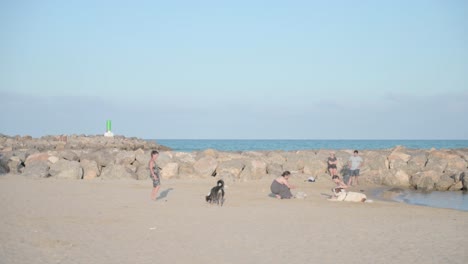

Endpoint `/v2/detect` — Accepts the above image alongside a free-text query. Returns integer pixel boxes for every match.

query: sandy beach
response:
[1,174,467,264]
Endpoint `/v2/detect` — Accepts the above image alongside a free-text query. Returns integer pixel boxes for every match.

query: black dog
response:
[205,179,225,206]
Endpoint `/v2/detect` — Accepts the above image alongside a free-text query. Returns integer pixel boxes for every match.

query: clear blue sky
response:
[1,0,467,139]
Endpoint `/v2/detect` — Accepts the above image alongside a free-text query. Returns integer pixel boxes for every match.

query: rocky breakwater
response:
[0,135,467,192]
[0,134,170,179]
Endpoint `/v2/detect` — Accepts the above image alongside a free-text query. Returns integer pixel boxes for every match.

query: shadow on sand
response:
[157,188,174,200]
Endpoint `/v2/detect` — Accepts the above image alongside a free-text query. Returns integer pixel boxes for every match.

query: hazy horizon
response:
[1,1,467,139]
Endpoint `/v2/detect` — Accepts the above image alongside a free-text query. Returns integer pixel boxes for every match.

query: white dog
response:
[329,188,368,202]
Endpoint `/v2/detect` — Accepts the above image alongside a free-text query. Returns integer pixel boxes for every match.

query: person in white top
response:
[347,150,363,186]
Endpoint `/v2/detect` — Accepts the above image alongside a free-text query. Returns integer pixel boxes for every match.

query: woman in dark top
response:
[327,152,338,177]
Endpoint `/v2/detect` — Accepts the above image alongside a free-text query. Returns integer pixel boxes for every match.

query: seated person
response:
[270,171,295,199]
[332,175,348,189]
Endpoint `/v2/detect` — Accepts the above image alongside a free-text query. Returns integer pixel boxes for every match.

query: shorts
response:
[349,169,360,176]
[328,164,337,169]
[152,177,161,187]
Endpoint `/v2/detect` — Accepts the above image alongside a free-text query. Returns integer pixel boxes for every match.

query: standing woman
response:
[149,150,161,200]
[327,151,338,176]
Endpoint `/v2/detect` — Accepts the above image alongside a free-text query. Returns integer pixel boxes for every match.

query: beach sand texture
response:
[1,175,467,264]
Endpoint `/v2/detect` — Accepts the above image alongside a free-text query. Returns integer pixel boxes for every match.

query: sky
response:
[0,0,467,139]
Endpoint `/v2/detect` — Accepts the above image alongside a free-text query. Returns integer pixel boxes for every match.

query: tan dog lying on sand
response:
[329,187,367,202]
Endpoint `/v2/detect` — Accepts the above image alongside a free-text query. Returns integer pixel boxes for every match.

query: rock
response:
[239,159,267,181]
[382,170,410,187]
[161,162,179,179]
[283,153,305,172]
[81,159,100,180]
[25,153,50,166]
[115,151,136,165]
[59,150,79,161]
[266,163,283,176]
[217,159,245,181]
[0,154,9,174]
[265,152,286,166]
[435,172,456,191]
[86,149,117,167]
[417,176,435,191]
[178,162,195,178]
[193,156,218,178]
[196,149,218,159]
[49,159,83,179]
[100,164,136,180]
[22,161,49,178]
[303,160,327,177]
[406,153,427,175]
[136,166,150,180]
[48,156,60,164]
[7,156,22,174]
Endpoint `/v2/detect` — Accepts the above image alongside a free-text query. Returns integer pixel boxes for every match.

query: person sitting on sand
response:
[332,175,348,189]
[270,171,295,199]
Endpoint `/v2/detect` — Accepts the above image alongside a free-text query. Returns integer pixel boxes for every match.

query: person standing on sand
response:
[270,171,295,199]
[347,150,363,186]
[149,150,161,200]
[327,151,338,176]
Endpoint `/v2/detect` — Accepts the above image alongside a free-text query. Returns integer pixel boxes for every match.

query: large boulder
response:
[115,151,136,165]
[282,153,305,172]
[239,159,267,181]
[266,163,283,176]
[100,164,136,180]
[434,172,457,191]
[82,149,116,168]
[216,159,245,181]
[81,159,100,180]
[303,160,327,177]
[136,165,150,180]
[178,162,195,179]
[193,156,218,178]
[382,170,410,187]
[59,150,79,161]
[49,159,83,179]
[161,162,179,179]
[22,161,50,178]
[413,170,439,191]
[25,152,50,166]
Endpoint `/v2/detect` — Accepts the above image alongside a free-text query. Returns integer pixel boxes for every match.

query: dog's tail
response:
[217,179,224,187]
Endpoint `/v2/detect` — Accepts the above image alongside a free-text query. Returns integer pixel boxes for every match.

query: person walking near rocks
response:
[270,171,295,199]
[327,151,338,176]
[347,150,363,186]
[149,150,161,200]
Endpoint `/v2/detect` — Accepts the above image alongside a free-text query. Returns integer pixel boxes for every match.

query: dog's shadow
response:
[320,193,333,199]
[156,188,174,200]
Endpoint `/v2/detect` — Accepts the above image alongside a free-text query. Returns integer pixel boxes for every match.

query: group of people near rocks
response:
[270,150,368,202]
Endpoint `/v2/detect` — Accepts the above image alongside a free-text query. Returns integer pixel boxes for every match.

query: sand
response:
[1,174,467,264]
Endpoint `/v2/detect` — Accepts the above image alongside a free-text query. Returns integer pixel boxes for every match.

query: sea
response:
[155,139,468,152]
[153,139,468,211]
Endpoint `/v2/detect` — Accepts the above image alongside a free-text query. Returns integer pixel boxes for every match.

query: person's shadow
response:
[157,188,174,200]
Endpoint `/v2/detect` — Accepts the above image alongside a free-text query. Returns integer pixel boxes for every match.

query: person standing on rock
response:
[149,150,161,200]
[347,150,363,186]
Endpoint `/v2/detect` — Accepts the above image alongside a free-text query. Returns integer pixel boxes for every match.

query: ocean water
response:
[153,139,468,211]
[154,139,468,152]
[393,190,468,212]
